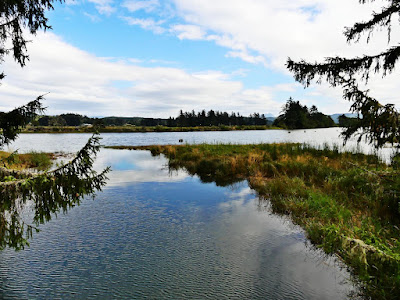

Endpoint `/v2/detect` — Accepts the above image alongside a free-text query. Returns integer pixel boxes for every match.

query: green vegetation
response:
[33,109,274,128]
[22,124,281,133]
[0,151,53,171]
[108,143,400,299]
[273,98,335,129]
[173,109,272,126]
[21,101,340,133]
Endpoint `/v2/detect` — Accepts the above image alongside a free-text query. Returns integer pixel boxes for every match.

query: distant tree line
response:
[36,114,92,126]
[34,111,272,127]
[33,103,339,129]
[273,98,335,129]
[171,110,270,127]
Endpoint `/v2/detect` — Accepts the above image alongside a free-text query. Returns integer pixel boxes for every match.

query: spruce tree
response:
[0,0,109,250]
[287,0,400,148]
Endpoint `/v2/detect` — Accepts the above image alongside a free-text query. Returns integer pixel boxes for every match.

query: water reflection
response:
[0,150,356,299]
[96,150,189,186]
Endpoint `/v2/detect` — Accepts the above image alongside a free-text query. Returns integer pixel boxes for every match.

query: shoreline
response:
[19,125,338,134]
[107,143,400,299]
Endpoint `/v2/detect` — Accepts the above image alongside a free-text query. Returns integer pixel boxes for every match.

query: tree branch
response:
[345,3,400,43]
[0,96,45,146]
[287,45,400,86]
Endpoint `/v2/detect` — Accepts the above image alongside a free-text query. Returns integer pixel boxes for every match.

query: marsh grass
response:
[0,151,53,171]
[108,143,400,299]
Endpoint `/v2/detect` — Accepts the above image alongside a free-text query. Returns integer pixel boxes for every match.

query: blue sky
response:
[1,0,398,118]
[48,1,288,89]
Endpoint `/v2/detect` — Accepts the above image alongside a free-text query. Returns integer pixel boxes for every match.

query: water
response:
[0,130,362,299]
[8,128,396,162]
[0,149,356,299]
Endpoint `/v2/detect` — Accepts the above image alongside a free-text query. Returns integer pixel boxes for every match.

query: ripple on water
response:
[0,151,356,299]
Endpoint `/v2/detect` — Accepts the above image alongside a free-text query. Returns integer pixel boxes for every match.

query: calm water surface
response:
[0,130,363,299]
[9,128,395,161]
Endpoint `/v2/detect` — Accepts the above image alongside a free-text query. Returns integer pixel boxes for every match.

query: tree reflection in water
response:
[0,134,109,250]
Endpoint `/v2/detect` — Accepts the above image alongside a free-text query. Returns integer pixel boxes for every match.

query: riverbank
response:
[107,143,400,299]
[21,125,282,134]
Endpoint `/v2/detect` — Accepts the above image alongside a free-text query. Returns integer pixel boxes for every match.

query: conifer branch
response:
[0,96,45,146]
[287,45,400,85]
[345,3,400,43]
[287,0,400,150]
[0,133,110,250]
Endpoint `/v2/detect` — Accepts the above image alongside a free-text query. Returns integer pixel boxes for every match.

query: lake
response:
[7,128,395,163]
[0,129,372,299]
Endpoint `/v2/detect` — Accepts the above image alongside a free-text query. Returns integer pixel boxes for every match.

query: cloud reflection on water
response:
[216,185,354,299]
[95,149,189,187]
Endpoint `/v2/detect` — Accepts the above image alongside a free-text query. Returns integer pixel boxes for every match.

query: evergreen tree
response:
[287,0,400,148]
[177,110,185,127]
[199,110,206,126]
[0,0,109,250]
[273,98,309,129]
[208,110,216,126]
[60,113,83,126]
[273,98,335,129]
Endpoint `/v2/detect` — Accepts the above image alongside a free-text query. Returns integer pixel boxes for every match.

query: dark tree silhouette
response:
[169,109,270,127]
[273,98,335,129]
[0,0,109,250]
[287,0,400,148]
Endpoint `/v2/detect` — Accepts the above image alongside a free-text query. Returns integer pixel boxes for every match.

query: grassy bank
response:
[21,125,281,134]
[0,151,54,171]
[108,143,400,299]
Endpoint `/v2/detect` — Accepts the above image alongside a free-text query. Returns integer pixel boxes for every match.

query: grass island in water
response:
[0,151,54,171]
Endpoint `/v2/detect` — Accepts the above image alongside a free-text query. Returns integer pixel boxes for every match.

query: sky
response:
[1,0,399,118]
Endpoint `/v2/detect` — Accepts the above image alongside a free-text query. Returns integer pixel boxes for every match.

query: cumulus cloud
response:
[166,0,400,107]
[2,1,399,117]
[0,32,283,117]
[171,1,397,65]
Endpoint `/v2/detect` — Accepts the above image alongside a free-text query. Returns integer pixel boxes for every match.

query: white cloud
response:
[88,0,115,15]
[171,0,394,66]
[128,58,143,64]
[0,32,283,117]
[122,0,160,13]
[226,50,267,67]
[166,0,400,108]
[122,16,166,34]
[3,1,399,117]
[83,12,101,22]
[66,0,80,5]
[170,24,206,40]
